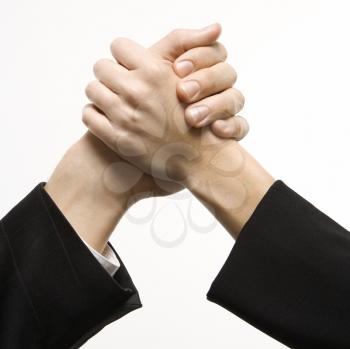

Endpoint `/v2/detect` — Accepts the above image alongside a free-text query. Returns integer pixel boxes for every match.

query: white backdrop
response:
[1,1,350,348]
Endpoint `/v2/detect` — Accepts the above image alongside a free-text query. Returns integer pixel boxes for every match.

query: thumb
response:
[150,23,222,62]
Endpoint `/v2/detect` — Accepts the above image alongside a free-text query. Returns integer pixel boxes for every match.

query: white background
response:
[1,0,350,348]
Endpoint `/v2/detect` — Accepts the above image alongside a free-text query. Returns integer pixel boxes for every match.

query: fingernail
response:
[181,80,200,99]
[187,105,210,125]
[176,60,194,77]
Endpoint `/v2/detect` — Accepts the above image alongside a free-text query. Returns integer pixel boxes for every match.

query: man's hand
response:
[46,25,247,251]
[84,25,246,184]
[150,24,248,139]
[46,25,270,254]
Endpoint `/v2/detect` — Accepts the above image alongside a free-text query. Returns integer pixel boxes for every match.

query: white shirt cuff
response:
[82,239,120,277]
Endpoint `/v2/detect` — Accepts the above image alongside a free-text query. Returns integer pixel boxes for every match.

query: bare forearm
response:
[185,141,275,239]
[45,132,128,253]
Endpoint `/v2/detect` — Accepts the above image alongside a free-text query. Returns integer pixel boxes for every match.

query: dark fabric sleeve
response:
[207,180,350,349]
[0,184,141,349]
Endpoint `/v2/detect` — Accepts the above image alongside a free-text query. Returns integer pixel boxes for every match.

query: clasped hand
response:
[83,24,247,192]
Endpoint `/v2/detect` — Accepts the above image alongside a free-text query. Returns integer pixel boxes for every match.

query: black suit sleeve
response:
[0,184,141,349]
[207,180,350,349]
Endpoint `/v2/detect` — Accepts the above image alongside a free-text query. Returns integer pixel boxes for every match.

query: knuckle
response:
[168,28,186,50]
[225,88,245,115]
[127,82,150,101]
[223,63,237,83]
[146,62,169,81]
[212,119,230,138]
[215,42,228,61]
[93,58,111,76]
[210,120,221,134]
[235,116,249,139]
[221,99,234,118]
[82,106,93,127]
[85,81,99,99]
[235,89,245,111]
[115,130,131,150]
[110,38,121,52]
[118,130,131,142]
[218,98,233,118]
[235,119,243,136]
[204,67,214,82]
[110,37,128,53]
[200,68,214,89]
[241,117,250,135]
[201,68,218,94]
[170,28,180,36]
[119,104,141,125]
[126,110,142,125]
[104,93,118,110]
[231,88,245,114]
[170,28,185,40]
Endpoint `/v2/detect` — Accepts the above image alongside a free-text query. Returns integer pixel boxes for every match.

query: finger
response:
[85,80,122,114]
[184,88,245,127]
[210,115,250,140]
[177,62,237,103]
[82,104,116,148]
[174,42,227,78]
[150,23,221,62]
[110,37,151,69]
[93,58,128,93]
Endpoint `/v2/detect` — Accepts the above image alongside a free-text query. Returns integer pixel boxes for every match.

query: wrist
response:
[45,132,129,252]
[184,141,275,238]
[181,134,238,190]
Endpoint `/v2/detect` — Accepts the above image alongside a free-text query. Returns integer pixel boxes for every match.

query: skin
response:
[83,25,275,240]
[45,24,249,252]
[83,29,246,181]
[45,133,128,252]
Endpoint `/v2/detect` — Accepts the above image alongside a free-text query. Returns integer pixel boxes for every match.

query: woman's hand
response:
[151,25,249,139]
[83,25,246,186]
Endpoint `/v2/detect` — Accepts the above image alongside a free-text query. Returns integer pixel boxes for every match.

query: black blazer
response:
[208,181,350,349]
[1,181,350,348]
[0,184,141,348]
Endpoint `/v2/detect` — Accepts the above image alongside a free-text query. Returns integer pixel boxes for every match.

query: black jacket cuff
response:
[207,180,350,349]
[1,183,141,348]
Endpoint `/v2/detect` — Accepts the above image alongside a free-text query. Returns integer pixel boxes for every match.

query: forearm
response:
[45,132,129,253]
[185,140,275,239]
[1,135,142,347]
[204,161,350,349]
